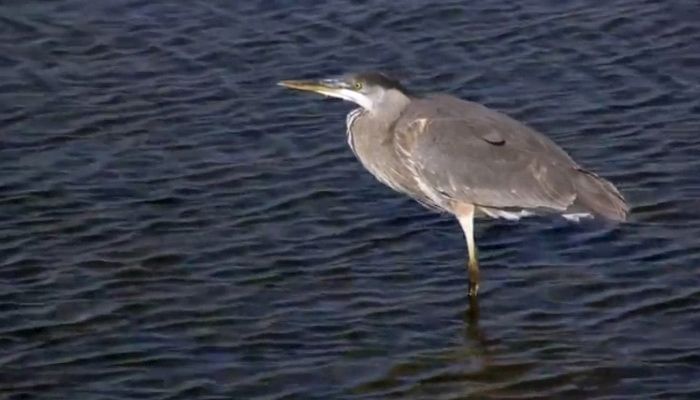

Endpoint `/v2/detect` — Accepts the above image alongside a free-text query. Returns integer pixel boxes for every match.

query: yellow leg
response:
[455,203,480,297]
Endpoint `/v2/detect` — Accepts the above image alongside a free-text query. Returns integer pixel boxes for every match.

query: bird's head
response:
[278,72,409,113]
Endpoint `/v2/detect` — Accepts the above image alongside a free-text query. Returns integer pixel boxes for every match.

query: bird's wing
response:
[395,95,580,211]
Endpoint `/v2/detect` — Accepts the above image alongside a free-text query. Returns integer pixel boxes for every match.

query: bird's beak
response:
[277,78,348,98]
[278,77,372,110]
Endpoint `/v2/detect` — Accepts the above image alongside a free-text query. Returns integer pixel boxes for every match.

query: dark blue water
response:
[2,0,700,398]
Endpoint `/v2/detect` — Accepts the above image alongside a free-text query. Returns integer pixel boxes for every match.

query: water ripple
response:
[1,0,699,399]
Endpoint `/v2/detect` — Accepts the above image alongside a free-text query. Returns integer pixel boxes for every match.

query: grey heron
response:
[279,72,628,297]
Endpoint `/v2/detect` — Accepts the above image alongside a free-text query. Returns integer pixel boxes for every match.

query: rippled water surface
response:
[2,0,700,398]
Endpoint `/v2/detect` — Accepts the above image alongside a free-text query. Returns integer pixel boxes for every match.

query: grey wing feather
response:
[395,95,581,211]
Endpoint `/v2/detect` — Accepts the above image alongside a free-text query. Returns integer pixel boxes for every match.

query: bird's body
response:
[279,72,628,297]
[349,93,627,222]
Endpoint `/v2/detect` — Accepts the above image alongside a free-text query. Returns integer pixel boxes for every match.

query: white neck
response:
[322,87,410,115]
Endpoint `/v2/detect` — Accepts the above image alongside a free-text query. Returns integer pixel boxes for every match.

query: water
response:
[1,0,700,398]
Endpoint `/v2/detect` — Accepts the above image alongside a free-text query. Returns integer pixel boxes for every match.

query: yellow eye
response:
[354,81,363,90]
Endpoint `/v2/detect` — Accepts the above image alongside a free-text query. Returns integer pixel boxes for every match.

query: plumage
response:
[279,72,629,297]
[390,94,628,221]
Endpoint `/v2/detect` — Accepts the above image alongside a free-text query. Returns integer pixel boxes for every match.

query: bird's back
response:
[390,94,628,221]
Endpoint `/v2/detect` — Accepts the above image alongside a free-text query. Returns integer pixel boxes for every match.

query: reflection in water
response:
[464,297,488,355]
[350,298,496,397]
[466,295,480,327]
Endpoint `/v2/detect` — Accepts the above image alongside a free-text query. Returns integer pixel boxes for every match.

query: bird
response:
[278,72,628,297]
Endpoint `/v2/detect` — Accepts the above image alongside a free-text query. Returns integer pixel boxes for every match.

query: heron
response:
[279,72,628,297]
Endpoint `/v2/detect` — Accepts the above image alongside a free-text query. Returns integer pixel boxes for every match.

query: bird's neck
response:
[365,89,411,128]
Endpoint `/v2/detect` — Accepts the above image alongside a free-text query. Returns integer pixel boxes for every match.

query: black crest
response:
[354,72,409,93]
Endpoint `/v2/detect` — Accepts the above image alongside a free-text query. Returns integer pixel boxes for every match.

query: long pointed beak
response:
[278,77,371,109]
[277,78,346,96]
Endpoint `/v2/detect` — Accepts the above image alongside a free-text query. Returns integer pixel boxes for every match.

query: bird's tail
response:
[571,168,629,222]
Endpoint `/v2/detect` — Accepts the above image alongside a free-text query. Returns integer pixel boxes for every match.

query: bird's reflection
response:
[463,295,491,359]
[467,295,480,324]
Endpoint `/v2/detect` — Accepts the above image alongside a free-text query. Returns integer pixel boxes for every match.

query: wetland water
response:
[1,0,700,398]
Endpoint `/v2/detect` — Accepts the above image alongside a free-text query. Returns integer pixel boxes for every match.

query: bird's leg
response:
[455,203,480,297]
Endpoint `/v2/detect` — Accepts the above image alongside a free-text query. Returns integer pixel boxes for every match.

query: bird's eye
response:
[353,82,363,90]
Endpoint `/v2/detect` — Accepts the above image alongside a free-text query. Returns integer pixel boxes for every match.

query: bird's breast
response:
[345,108,363,157]
[346,111,436,207]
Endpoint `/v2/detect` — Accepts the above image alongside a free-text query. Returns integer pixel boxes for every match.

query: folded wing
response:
[394,95,627,220]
